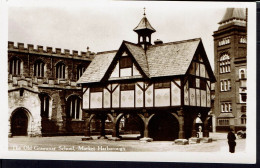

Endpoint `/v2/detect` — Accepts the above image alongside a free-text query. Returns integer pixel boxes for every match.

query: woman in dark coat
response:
[227,128,236,153]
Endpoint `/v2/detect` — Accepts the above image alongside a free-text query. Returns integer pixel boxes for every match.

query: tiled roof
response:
[124,42,149,77]
[77,38,201,84]
[133,16,156,33]
[147,38,200,77]
[77,50,117,84]
[219,8,246,24]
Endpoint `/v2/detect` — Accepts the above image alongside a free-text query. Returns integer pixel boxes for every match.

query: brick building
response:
[213,8,247,132]
[78,12,216,142]
[8,42,94,137]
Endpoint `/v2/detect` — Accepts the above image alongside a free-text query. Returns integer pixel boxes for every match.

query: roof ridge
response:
[97,50,118,55]
[123,40,141,47]
[149,38,201,48]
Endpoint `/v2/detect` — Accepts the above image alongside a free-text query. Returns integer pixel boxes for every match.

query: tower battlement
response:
[8,41,95,59]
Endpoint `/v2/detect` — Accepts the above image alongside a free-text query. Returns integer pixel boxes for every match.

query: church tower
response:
[133,8,156,50]
[213,8,247,133]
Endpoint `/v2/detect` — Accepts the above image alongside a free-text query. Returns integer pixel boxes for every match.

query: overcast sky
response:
[7,1,250,68]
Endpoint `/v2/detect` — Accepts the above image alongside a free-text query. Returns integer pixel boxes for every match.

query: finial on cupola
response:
[133,8,156,51]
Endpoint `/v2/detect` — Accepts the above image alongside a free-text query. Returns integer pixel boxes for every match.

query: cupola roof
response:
[133,15,156,33]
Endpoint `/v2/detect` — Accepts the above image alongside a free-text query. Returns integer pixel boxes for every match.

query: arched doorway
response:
[149,113,179,141]
[116,113,144,140]
[11,108,29,136]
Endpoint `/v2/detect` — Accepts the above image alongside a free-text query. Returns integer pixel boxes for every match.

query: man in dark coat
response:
[227,128,236,153]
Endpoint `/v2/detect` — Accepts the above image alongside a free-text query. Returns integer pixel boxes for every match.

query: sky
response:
[7,1,250,68]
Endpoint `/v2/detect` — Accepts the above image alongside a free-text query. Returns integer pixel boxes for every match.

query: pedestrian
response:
[227,128,236,153]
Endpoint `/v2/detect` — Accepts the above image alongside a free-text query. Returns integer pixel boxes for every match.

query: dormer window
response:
[120,56,133,69]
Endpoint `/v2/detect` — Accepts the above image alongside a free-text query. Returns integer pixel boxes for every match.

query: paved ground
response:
[8,133,245,153]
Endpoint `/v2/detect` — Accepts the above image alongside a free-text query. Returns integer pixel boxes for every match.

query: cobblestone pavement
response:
[8,133,246,153]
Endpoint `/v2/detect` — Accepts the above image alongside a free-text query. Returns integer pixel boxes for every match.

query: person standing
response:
[227,128,236,153]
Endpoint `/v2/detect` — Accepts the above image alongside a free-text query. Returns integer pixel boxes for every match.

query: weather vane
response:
[143,7,146,16]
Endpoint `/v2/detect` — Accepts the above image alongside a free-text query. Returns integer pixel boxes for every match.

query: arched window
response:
[219,54,230,74]
[67,95,82,120]
[9,57,22,75]
[56,62,66,79]
[34,60,45,77]
[39,93,50,118]
[239,69,246,79]
[77,65,86,80]
[241,114,246,124]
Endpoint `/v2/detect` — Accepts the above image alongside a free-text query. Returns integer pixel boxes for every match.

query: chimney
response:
[154,39,163,45]
[55,48,61,54]
[27,44,34,52]
[8,41,14,49]
[47,47,53,53]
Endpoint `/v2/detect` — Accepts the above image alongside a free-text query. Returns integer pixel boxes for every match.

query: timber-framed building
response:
[78,12,216,142]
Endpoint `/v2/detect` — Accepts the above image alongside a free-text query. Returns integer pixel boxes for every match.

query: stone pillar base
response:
[139,137,153,143]
[108,137,121,141]
[98,136,108,139]
[188,137,200,144]
[82,136,93,141]
[201,137,212,143]
[173,139,189,145]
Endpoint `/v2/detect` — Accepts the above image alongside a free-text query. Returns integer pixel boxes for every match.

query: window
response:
[240,93,247,103]
[120,83,135,91]
[239,69,246,79]
[220,79,231,91]
[90,87,103,92]
[218,37,230,46]
[9,57,22,75]
[154,81,170,89]
[241,106,247,112]
[120,57,133,69]
[218,119,230,126]
[77,65,86,80]
[241,115,246,124]
[219,54,231,74]
[39,93,50,118]
[221,102,232,112]
[56,62,66,79]
[34,60,45,77]
[240,37,247,44]
[67,96,81,120]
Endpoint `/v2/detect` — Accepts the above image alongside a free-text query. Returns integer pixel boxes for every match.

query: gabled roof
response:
[77,50,117,84]
[124,42,149,77]
[219,8,246,24]
[77,38,214,84]
[133,16,156,33]
[146,38,200,77]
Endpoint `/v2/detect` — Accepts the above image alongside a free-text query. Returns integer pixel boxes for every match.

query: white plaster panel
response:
[121,90,134,107]
[90,92,102,109]
[201,90,207,107]
[112,86,120,108]
[196,63,200,76]
[145,85,153,107]
[120,68,131,77]
[200,64,206,78]
[103,88,111,108]
[133,64,141,76]
[171,82,181,106]
[196,89,201,106]
[174,78,181,86]
[155,88,170,107]
[83,88,89,109]
[135,84,143,107]
[189,88,196,106]
[110,62,119,78]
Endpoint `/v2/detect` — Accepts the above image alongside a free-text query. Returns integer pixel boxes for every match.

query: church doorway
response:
[148,112,179,141]
[11,108,29,136]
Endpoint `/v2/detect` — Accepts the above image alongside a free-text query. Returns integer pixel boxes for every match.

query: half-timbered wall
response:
[184,54,211,107]
[82,79,182,109]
